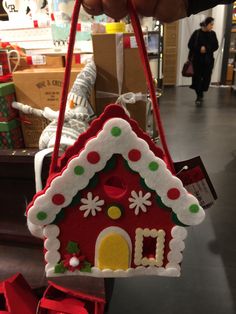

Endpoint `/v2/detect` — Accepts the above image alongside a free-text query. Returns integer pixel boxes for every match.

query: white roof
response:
[28,117,205,228]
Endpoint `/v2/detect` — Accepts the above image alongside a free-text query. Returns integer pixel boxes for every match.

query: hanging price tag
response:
[174,156,217,209]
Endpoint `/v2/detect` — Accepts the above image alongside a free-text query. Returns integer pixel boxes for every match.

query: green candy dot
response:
[149,161,159,171]
[189,204,200,213]
[37,211,47,221]
[74,166,84,175]
[111,126,122,137]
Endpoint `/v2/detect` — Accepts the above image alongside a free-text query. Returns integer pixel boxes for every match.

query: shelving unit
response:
[0,149,50,246]
[221,2,236,85]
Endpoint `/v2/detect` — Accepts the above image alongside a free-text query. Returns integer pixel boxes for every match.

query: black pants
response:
[191,56,214,96]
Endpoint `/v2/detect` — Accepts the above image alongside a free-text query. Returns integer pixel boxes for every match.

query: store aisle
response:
[109,86,236,314]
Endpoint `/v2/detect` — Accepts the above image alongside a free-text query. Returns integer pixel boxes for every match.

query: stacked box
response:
[0,82,17,122]
[0,119,24,149]
[13,68,84,148]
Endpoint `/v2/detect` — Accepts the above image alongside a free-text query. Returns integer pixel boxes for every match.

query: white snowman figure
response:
[12,59,96,194]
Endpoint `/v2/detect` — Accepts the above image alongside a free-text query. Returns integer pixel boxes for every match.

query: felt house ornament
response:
[27,104,205,278]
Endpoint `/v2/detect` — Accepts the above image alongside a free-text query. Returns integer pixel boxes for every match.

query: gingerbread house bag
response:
[26,0,205,278]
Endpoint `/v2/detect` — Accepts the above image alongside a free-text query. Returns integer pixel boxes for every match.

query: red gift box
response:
[0,119,24,149]
[0,273,38,314]
[0,82,17,122]
[38,281,105,314]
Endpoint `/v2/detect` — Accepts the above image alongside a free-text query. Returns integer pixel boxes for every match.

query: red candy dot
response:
[128,149,141,162]
[52,193,65,205]
[87,151,100,164]
[167,188,180,200]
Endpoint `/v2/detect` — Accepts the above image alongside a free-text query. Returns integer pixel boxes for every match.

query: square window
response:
[134,228,165,267]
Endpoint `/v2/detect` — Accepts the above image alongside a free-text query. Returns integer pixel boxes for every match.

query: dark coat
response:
[188,29,219,92]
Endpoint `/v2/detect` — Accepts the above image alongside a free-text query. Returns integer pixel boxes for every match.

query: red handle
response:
[49,0,175,175]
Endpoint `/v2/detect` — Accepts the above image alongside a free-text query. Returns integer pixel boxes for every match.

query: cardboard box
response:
[92,33,147,130]
[13,68,83,148]
[10,55,64,71]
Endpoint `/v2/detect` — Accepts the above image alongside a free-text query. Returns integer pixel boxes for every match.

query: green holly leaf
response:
[80,261,92,273]
[54,262,66,274]
[66,241,80,254]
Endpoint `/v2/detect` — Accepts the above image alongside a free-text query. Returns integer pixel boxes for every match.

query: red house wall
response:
[57,155,175,268]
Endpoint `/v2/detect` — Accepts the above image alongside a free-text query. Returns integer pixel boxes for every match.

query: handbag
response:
[182,60,194,77]
[26,0,205,279]
[182,29,200,77]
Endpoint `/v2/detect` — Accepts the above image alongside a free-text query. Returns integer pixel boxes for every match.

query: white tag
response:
[185,179,215,209]
[31,55,46,65]
[0,65,3,76]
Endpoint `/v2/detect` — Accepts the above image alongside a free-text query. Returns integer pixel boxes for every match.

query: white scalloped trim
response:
[134,228,165,267]
[43,225,61,272]
[46,265,180,278]
[43,224,187,278]
[28,117,205,228]
[167,226,187,268]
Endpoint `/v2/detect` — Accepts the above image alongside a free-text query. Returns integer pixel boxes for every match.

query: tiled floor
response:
[1,86,236,313]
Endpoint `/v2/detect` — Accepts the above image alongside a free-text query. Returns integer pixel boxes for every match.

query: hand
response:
[200,46,206,53]
[82,0,188,22]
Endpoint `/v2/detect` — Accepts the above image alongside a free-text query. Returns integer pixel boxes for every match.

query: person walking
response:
[188,17,219,104]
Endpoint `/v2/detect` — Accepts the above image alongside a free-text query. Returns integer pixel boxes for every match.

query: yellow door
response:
[98,233,130,270]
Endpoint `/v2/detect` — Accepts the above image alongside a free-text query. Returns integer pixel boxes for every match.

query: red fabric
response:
[128,149,141,162]
[39,298,88,314]
[33,20,39,28]
[26,56,33,65]
[74,54,81,64]
[0,74,12,83]
[38,282,105,314]
[58,104,164,171]
[123,35,131,48]
[52,194,65,205]
[0,273,38,314]
[167,188,181,200]
[56,156,174,268]
[26,104,164,214]
[87,151,100,164]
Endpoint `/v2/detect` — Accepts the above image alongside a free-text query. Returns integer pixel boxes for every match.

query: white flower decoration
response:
[80,192,105,217]
[129,190,152,215]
